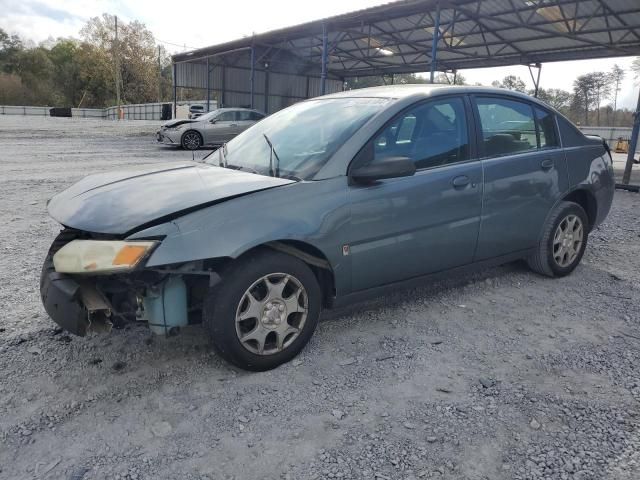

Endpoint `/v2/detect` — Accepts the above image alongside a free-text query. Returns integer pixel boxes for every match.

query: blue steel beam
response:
[321,22,328,95]
[621,89,640,185]
[250,45,255,109]
[206,57,211,112]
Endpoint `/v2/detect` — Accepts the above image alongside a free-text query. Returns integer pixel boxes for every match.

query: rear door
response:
[471,95,568,260]
[236,110,263,133]
[348,95,483,291]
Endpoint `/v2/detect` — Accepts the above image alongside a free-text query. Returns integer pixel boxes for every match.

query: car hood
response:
[162,119,199,129]
[47,162,294,235]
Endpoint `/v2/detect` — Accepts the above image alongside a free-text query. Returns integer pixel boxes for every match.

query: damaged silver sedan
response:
[41,85,614,371]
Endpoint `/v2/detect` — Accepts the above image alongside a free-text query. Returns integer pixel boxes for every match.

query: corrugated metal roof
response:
[173,0,640,76]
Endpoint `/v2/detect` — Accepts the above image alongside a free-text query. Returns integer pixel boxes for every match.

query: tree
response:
[81,14,159,105]
[535,88,572,113]
[573,74,596,125]
[632,57,640,82]
[497,75,527,92]
[610,64,625,126]
[588,72,611,126]
[0,28,23,73]
[435,72,467,85]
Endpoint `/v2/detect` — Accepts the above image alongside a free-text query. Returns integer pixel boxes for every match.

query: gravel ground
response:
[1,115,640,480]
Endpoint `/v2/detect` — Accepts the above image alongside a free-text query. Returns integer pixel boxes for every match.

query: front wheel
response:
[181,130,202,150]
[203,250,321,371]
[528,201,589,277]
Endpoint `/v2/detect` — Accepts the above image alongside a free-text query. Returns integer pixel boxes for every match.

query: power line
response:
[153,37,201,51]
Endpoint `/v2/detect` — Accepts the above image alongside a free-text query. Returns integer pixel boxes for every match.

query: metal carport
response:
[172,0,640,187]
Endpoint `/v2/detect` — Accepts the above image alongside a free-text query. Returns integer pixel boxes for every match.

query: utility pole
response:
[157,45,162,103]
[114,15,121,119]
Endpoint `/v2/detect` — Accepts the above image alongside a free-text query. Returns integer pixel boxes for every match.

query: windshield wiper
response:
[226,164,259,174]
[262,134,281,177]
[217,143,228,167]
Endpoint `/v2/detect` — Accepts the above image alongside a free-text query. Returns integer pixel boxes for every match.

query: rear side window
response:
[249,111,265,121]
[476,97,537,157]
[557,115,586,147]
[535,107,558,148]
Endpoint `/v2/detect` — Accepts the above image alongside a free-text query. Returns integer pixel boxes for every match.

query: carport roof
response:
[172,0,640,76]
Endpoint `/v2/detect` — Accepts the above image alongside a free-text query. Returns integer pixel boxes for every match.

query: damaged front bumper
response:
[40,256,113,336]
[156,130,180,145]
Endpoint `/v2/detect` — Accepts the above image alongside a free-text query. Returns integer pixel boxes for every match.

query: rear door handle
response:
[540,158,554,170]
[452,175,470,188]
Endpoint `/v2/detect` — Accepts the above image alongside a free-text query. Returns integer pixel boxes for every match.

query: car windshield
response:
[197,110,220,121]
[207,97,390,180]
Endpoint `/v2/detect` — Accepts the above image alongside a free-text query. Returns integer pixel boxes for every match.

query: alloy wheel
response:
[182,132,201,149]
[235,273,308,355]
[552,214,584,268]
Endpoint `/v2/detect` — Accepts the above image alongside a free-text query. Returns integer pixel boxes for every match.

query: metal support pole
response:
[430,1,441,83]
[206,57,211,112]
[172,63,177,119]
[264,70,269,113]
[250,46,255,109]
[321,22,328,95]
[528,63,542,97]
[453,70,457,85]
[621,89,640,185]
[221,64,226,107]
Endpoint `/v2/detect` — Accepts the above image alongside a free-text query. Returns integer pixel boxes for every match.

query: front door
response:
[471,95,569,260]
[203,110,239,144]
[348,96,483,292]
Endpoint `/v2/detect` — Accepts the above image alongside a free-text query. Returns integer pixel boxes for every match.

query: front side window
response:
[372,97,470,169]
[217,111,236,122]
[249,111,265,121]
[476,97,537,157]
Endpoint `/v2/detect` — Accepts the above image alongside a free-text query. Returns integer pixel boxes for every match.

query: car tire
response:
[181,130,202,150]
[528,201,589,277]
[203,249,322,371]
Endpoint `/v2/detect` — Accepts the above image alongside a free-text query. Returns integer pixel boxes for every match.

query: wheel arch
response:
[233,240,336,308]
[181,129,203,148]
[561,188,597,230]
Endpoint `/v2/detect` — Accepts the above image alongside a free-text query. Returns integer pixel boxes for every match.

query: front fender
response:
[128,177,352,295]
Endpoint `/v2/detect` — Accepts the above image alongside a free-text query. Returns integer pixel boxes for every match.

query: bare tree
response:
[573,74,596,125]
[610,64,625,126]
[497,75,527,92]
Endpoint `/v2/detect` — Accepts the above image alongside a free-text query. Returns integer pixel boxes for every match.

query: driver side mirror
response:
[350,156,416,184]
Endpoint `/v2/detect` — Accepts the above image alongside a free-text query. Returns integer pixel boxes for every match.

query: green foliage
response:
[0,19,170,108]
[495,75,527,93]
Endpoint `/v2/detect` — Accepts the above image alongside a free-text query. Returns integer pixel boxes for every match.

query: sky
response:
[1,0,638,108]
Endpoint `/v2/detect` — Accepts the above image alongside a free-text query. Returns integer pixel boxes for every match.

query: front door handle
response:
[540,158,554,170]
[452,175,470,188]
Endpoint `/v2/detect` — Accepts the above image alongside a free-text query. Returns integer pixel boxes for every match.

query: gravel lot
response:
[1,115,640,480]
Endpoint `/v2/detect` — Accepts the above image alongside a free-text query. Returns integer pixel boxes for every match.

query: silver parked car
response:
[156,108,266,150]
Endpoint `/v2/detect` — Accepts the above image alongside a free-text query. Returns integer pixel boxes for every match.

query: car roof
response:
[217,107,263,112]
[320,84,548,108]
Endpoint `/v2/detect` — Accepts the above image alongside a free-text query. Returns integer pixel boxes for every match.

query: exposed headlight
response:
[53,240,158,274]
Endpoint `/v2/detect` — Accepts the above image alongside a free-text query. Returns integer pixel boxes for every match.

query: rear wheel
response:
[528,201,589,277]
[181,130,202,150]
[203,250,321,371]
